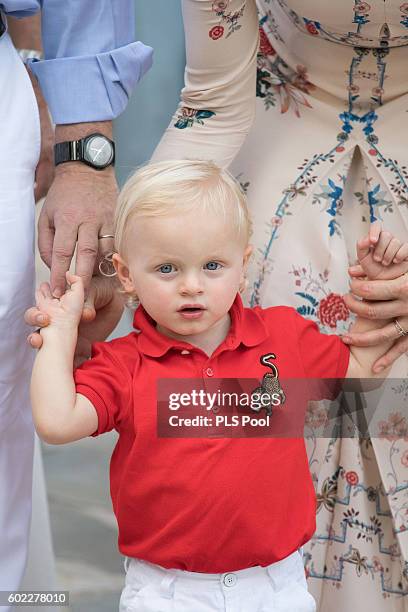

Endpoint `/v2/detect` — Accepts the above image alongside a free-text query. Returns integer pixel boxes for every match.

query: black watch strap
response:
[55,140,85,165]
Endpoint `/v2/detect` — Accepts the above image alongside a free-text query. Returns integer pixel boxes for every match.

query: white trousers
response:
[0,28,48,611]
[119,550,316,612]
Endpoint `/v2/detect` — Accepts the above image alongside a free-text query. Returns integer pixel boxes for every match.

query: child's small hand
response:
[35,272,85,332]
[352,222,408,281]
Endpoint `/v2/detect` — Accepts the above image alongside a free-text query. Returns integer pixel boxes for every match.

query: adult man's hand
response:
[25,276,125,367]
[38,123,117,298]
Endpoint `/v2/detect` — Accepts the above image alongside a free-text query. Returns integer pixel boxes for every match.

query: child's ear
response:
[112,254,136,293]
[239,245,253,294]
[243,245,253,269]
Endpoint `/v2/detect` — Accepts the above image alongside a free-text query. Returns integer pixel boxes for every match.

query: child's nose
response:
[179,273,203,296]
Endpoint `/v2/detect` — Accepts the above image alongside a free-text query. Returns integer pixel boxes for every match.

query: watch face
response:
[85,136,114,168]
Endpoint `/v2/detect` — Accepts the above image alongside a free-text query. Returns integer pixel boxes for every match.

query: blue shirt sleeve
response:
[25,0,153,124]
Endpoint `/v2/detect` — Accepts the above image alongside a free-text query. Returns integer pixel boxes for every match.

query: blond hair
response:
[114,159,251,257]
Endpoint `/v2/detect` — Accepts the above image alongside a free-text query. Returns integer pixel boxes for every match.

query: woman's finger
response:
[342,321,402,346]
[372,335,408,373]
[348,263,365,277]
[343,292,405,319]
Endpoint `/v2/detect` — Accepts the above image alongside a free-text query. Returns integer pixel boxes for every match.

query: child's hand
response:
[352,222,408,281]
[35,272,85,332]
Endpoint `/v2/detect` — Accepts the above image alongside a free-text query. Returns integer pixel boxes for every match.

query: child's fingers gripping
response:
[369,220,382,245]
[372,229,394,262]
[382,238,401,266]
[39,282,52,299]
[393,242,408,263]
[356,236,371,262]
[64,271,85,308]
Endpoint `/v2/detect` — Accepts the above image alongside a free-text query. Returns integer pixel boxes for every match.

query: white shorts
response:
[0,22,40,610]
[119,550,316,612]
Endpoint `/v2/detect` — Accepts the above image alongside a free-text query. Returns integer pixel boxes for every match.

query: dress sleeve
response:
[151,0,259,168]
[74,342,132,437]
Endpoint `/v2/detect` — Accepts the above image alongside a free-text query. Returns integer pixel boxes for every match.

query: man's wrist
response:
[55,122,113,144]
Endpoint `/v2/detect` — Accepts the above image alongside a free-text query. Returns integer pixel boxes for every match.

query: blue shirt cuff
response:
[28,41,153,124]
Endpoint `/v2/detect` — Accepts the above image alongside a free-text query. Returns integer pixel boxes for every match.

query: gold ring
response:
[393,318,408,338]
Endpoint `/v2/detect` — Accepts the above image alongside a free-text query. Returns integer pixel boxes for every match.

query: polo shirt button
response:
[204,367,214,377]
[222,573,237,587]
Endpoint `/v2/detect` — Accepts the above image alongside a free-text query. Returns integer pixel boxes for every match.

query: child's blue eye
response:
[205,261,221,271]
[158,264,174,274]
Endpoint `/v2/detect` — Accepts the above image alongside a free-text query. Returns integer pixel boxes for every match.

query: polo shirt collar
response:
[133,294,268,358]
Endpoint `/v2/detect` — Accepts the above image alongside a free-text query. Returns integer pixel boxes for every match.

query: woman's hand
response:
[343,223,408,371]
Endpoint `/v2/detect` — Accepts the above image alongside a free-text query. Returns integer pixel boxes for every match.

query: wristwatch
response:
[54,133,115,171]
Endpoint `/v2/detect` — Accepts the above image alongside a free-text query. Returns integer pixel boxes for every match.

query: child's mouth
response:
[178,305,206,319]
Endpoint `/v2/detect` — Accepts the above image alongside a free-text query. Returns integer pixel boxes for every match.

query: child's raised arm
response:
[30,273,98,444]
[345,228,408,378]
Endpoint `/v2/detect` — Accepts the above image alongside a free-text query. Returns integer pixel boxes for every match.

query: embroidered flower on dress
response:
[317,293,349,328]
[209,25,225,40]
[259,27,276,57]
[305,402,329,430]
[346,471,359,486]
[174,107,216,129]
[400,3,408,15]
[305,21,319,36]
[378,412,408,441]
[402,450,408,467]
[212,0,229,12]
[354,2,371,15]
[271,216,283,226]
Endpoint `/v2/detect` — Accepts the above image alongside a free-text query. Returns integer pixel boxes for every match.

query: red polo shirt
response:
[74,295,349,573]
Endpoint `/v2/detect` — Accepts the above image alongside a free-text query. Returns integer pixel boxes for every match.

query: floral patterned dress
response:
[152,1,408,609]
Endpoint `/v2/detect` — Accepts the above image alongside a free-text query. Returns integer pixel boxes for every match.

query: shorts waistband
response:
[125,549,304,588]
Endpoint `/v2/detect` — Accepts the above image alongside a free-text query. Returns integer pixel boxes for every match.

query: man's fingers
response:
[81,275,117,321]
[343,292,405,319]
[75,224,100,295]
[37,210,55,269]
[50,224,78,297]
[27,332,43,349]
[372,336,408,373]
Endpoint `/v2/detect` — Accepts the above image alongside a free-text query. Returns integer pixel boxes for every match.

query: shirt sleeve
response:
[151,0,258,168]
[292,310,350,400]
[74,342,132,437]
[27,0,153,124]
